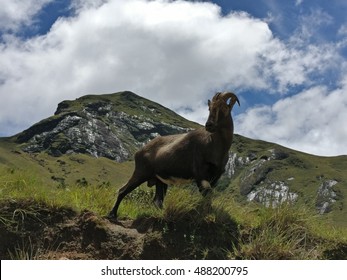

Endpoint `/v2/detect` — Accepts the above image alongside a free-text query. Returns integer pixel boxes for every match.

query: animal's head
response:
[205,92,240,133]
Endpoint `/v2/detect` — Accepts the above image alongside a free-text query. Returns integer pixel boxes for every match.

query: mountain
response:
[15,91,200,161]
[1,91,346,227]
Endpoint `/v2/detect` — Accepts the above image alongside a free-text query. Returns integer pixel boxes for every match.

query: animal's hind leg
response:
[197,180,213,211]
[109,174,146,219]
[153,180,168,209]
[197,180,212,196]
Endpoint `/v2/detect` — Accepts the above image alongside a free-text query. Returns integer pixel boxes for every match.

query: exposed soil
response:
[0,199,238,260]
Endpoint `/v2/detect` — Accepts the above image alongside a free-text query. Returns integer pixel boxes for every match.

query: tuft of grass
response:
[118,186,162,219]
[231,203,322,259]
[7,237,38,260]
[163,186,202,223]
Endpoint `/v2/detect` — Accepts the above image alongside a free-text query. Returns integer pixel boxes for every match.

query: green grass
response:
[0,168,113,215]
[232,204,316,259]
[0,137,135,189]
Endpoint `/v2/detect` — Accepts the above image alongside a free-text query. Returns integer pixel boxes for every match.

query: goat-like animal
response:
[109,92,240,218]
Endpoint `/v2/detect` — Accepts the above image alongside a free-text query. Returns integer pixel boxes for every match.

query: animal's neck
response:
[221,127,233,148]
[212,119,234,149]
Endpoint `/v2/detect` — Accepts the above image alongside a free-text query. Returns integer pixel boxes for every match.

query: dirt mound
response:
[0,199,237,259]
[0,200,145,259]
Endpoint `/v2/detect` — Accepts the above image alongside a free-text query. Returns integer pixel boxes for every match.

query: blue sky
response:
[1,0,347,156]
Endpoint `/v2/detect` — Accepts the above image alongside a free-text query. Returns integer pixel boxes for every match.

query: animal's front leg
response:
[210,167,225,187]
[153,179,168,208]
[195,162,213,196]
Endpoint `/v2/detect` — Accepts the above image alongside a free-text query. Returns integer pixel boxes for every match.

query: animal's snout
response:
[205,120,216,132]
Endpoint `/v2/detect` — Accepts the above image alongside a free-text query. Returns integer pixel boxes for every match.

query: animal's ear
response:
[208,99,211,106]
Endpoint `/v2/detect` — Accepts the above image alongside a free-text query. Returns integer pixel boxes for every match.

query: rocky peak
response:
[16,91,200,162]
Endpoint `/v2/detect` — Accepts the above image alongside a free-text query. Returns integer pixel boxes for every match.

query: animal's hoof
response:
[107,212,117,221]
[153,199,163,209]
[200,187,212,197]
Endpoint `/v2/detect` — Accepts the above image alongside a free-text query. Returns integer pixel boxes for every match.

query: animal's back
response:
[137,128,209,181]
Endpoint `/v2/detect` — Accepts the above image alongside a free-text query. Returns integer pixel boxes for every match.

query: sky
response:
[0,0,347,156]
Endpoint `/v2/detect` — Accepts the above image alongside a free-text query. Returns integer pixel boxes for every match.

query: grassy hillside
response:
[0,137,134,188]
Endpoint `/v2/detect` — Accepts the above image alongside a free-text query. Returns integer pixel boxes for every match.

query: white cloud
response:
[236,83,347,156]
[0,0,344,155]
[290,9,333,45]
[259,40,338,92]
[338,24,347,36]
[295,0,303,6]
[0,0,53,32]
[70,0,108,12]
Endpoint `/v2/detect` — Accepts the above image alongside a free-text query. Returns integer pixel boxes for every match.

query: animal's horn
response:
[220,92,240,108]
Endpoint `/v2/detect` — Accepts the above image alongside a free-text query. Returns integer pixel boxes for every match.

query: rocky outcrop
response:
[246,181,298,207]
[224,148,298,208]
[16,91,196,162]
[316,180,338,214]
[223,147,342,213]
